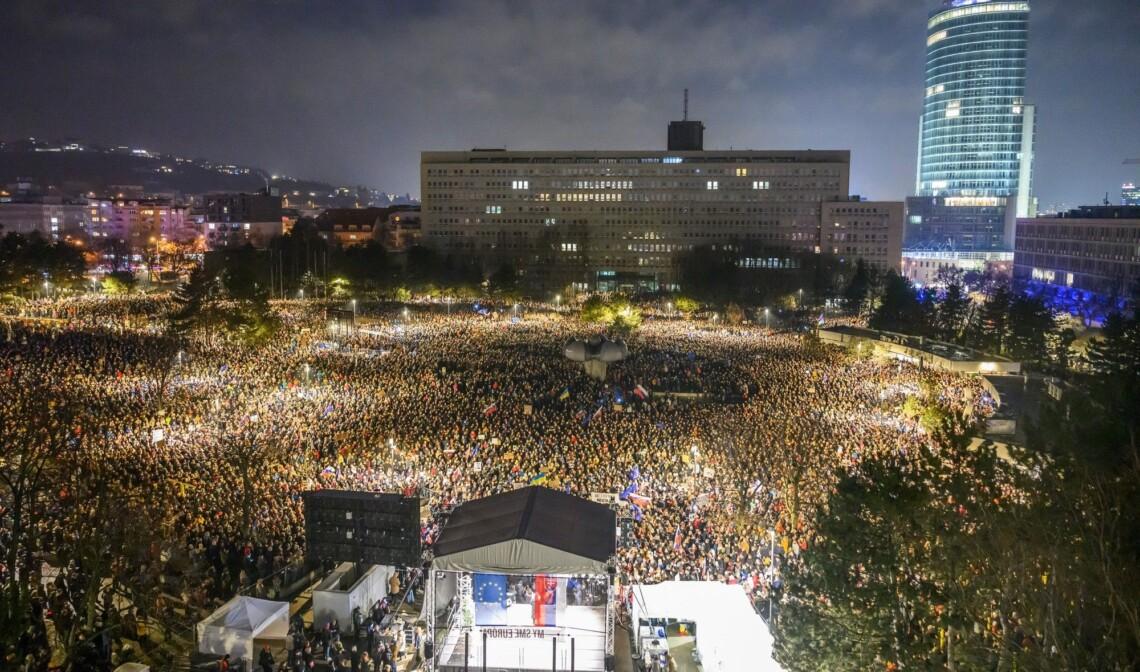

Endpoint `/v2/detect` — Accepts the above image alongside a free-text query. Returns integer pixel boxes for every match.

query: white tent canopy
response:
[196,596,289,665]
[629,581,782,672]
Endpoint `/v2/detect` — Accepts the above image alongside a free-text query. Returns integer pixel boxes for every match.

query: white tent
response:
[629,581,782,672]
[313,562,393,629]
[196,596,289,666]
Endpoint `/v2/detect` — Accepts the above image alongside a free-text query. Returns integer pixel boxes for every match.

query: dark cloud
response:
[1,0,1136,205]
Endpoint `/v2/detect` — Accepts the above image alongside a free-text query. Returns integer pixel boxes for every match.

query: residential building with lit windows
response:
[906,0,1035,255]
[200,189,285,249]
[420,145,892,292]
[0,197,88,241]
[86,197,190,249]
[1013,206,1140,299]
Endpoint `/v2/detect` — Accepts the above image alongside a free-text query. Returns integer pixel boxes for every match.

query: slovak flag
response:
[533,575,558,627]
[483,402,498,416]
[634,384,649,400]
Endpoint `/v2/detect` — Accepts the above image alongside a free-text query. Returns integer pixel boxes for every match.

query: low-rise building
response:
[902,249,1014,286]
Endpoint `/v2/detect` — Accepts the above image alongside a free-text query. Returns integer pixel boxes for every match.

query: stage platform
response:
[437,605,607,672]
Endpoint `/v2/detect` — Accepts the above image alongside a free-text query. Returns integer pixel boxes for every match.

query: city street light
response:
[554,294,562,311]
[768,528,777,622]
[797,288,803,307]
[764,307,770,329]
[303,363,311,383]
[402,307,410,320]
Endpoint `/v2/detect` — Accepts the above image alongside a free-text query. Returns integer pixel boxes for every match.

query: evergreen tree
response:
[869,270,929,334]
[969,282,1013,354]
[934,281,971,343]
[168,266,214,339]
[843,259,872,316]
[1005,294,1055,364]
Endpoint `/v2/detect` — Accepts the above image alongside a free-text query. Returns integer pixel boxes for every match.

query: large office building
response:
[906,0,1035,256]
[1013,206,1140,299]
[421,128,902,293]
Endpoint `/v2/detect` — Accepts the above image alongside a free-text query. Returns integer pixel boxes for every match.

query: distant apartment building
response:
[87,197,191,248]
[316,205,421,248]
[380,208,422,252]
[420,132,900,292]
[0,197,88,241]
[0,180,89,240]
[316,207,387,247]
[201,189,284,249]
[1013,206,1140,298]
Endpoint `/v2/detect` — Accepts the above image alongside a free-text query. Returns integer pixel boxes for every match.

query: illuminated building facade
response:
[907,0,1035,252]
[421,147,901,292]
[86,197,190,249]
[1014,206,1140,298]
[1123,183,1140,207]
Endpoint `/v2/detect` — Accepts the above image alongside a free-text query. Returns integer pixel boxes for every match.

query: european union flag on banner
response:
[473,574,509,626]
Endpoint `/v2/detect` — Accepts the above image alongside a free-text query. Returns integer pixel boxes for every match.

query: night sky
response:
[3,0,1137,206]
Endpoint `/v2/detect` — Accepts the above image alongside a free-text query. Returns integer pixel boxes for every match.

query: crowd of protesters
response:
[1,295,992,670]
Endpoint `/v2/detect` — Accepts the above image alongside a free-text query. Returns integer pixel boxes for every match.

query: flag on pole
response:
[633,384,649,399]
[559,388,571,401]
[483,402,498,416]
[817,312,825,326]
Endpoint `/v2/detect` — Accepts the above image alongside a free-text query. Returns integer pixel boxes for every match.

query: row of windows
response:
[425,166,845,177]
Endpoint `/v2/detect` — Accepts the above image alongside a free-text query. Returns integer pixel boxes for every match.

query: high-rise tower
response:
[906,0,1035,253]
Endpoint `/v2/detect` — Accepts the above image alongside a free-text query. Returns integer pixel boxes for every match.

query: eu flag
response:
[473,574,508,625]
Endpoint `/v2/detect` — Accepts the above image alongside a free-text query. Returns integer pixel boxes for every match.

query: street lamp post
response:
[554,294,562,311]
[303,363,311,383]
[768,528,777,622]
[764,308,770,329]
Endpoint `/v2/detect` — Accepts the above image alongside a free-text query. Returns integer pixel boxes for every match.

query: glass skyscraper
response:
[906,0,1035,252]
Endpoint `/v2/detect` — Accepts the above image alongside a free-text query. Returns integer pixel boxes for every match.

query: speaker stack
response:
[303,490,422,566]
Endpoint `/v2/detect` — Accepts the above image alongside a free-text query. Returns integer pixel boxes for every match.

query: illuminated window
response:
[485,205,502,214]
[663,157,682,164]
[735,168,748,177]
[927,30,948,46]
[512,180,529,189]
[751,181,769,190]
[706,181,719,190]
[560,243,578,252]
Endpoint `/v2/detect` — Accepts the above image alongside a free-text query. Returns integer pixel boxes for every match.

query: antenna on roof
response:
[683,89,689,121]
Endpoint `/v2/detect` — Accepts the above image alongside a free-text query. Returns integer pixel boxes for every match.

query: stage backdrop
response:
[473,574,566,627]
